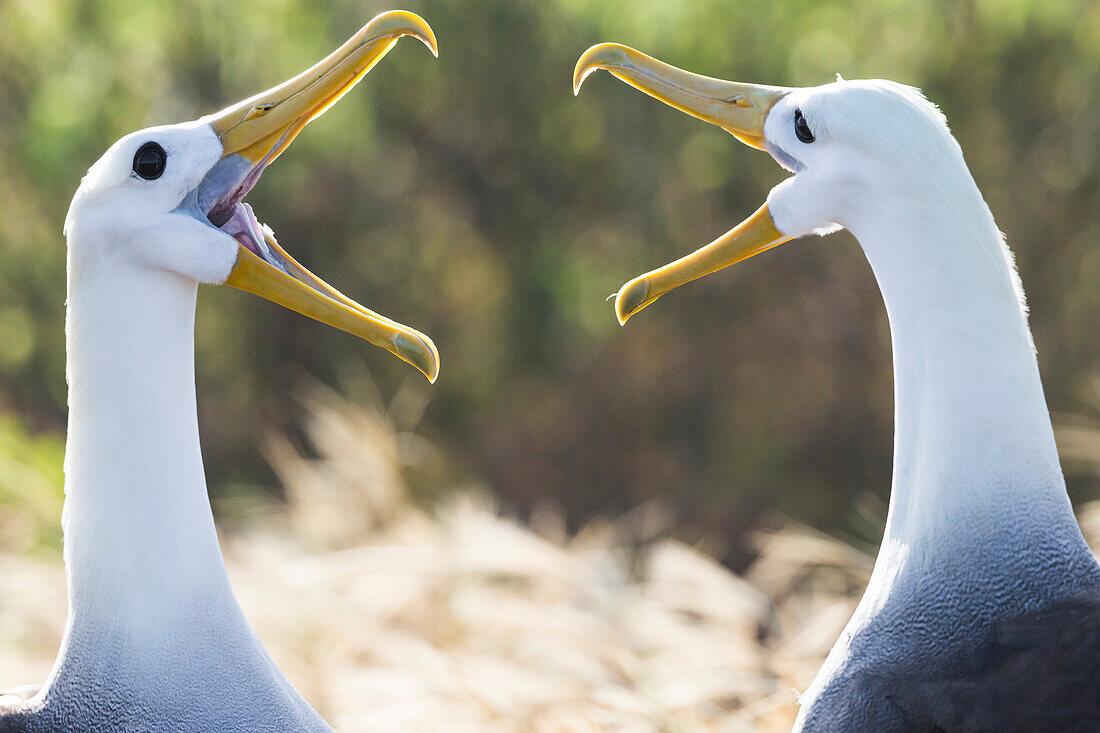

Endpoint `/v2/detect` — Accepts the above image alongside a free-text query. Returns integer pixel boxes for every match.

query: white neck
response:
[60,246,236,646]
[848,180,1079,551]
[793,170,1099,729]
[33,228,325,728]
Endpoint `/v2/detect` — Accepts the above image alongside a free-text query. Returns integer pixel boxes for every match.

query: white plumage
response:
[575,45,1100,731]
[0,12,438,731]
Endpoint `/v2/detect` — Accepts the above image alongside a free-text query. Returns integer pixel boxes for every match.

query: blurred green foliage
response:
[0,0,1098,562]
[0,417,64,555]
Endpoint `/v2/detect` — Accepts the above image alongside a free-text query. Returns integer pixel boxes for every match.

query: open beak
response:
[573,43,793,324]
[203,10,440,382]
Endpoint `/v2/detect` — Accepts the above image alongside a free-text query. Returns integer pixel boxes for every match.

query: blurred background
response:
[1,0,1099,729]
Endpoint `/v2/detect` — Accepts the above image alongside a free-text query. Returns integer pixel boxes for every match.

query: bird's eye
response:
[794,109,814,143]
[132,142,167,180]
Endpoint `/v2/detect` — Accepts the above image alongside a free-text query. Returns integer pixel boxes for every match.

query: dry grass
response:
[2,391,1098,731]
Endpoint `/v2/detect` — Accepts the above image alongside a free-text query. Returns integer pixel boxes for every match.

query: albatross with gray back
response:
[0,11,440,731]
[573,43,1100,732]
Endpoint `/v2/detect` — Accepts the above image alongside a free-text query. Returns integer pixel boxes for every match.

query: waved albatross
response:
[574,43,1100,732]
[0,11,439,732]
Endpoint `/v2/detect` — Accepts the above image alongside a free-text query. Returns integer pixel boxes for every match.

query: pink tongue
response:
[222,202,266,257]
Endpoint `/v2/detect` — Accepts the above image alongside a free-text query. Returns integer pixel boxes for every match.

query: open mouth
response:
[217,194,356,310]
[203,162,328,293]
[192,147,291,276]
[199,152,277,269]
[211,162,283,276]
[221,200,266,256]
[221,202,278,271]
[197,11,441,382]
[573,43,794,325]
[207,163,265,227]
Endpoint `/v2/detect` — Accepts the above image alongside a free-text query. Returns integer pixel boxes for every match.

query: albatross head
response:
[64,10,440,382]
[573,44,978,325]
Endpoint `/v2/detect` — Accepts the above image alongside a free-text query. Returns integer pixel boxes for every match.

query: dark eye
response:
[132,142,167,180]
[794,109,814,143]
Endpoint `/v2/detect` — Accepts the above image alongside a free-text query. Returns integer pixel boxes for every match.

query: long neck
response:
[61,250,234,637]
[849,182,1082,551]
[41,238,323,727]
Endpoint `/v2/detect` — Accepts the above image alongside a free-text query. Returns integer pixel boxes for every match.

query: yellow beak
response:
[208,11,440,382]
[573,43,793,324]
[612,204,791,325]
[573,43,787,149]
[210,10,437,165]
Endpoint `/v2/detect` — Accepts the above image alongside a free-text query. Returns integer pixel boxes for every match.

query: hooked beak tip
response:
[572,43,627,96]
[367,9,438,57]
[394,331,441,383]
[614,278,650,326]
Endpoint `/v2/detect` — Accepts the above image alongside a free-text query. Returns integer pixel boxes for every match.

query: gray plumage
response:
[1,598,331,732]
[797,516,1100,732]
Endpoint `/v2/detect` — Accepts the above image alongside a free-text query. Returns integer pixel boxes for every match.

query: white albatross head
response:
[64,10,440,382]
[572,44,992,325]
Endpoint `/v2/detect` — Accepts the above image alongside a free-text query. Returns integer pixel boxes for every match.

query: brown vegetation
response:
[4,393,1097,731]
